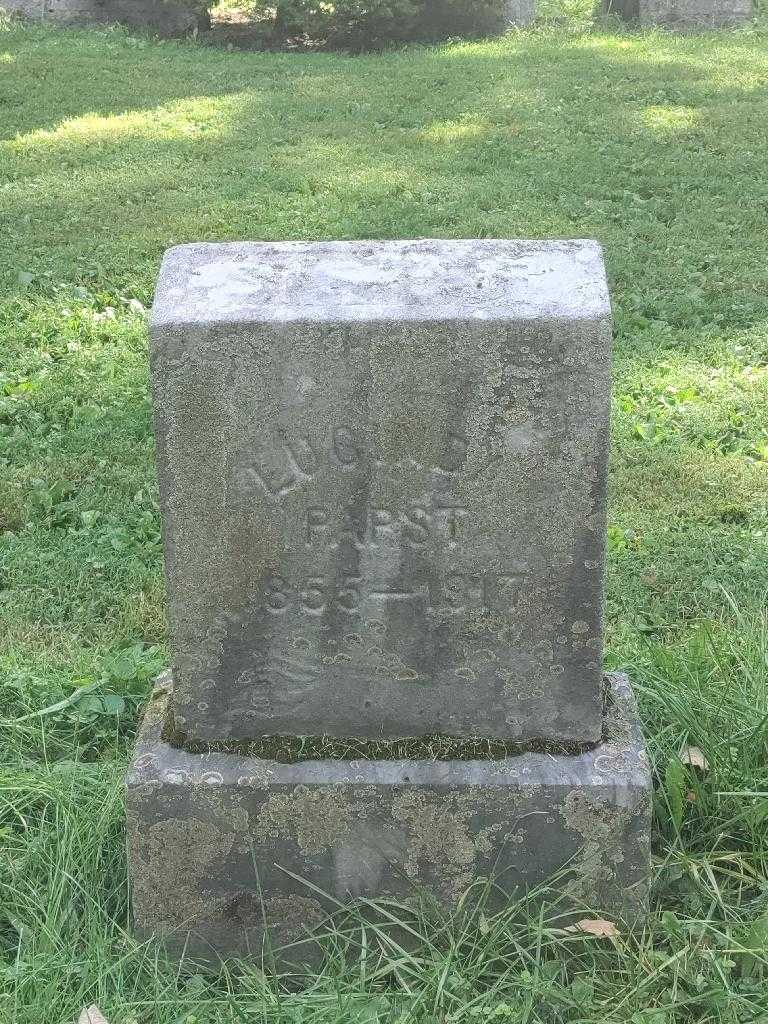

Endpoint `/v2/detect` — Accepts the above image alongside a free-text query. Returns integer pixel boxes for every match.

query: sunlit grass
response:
[640,105,702,133]
[6,95,246,154]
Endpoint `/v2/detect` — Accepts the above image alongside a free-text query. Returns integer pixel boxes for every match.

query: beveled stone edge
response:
[126,671,650,792]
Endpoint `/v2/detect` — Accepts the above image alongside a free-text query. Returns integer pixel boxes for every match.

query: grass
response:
[1,11,768,1022]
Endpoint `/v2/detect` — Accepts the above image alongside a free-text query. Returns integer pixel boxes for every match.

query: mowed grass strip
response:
[0,17,768,1023]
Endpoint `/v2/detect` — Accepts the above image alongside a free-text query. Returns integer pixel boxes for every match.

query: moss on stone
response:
[161,678,614,762]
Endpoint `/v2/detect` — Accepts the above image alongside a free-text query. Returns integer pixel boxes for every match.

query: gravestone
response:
[5,0,206,36]
[604,0,751,26]
[126,240,651,961]
[151,240,609,747]
[504,0,536,25]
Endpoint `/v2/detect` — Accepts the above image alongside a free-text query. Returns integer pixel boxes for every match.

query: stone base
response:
[126,673,651,963]
[604,0,752,27]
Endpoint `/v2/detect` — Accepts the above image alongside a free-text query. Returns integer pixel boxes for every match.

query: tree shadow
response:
[3,27,767,335]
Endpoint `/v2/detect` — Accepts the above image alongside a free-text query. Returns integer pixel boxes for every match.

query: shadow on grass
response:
[1,22,767,656]
[2,28,767,338]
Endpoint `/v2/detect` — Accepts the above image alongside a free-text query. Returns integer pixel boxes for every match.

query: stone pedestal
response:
[604,0,752,26]
[127,672,651,962]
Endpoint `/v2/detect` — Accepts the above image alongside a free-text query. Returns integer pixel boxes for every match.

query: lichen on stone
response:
[254,785,352,855]
[559,790,634,908]
[391,789,499,899]
[262,895,326,941]
[132,817,235,931]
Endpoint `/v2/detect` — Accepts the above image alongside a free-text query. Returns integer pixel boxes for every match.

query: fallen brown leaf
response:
[564,918,620,938]
[78,1006,109,1024]
[680,745,709,771]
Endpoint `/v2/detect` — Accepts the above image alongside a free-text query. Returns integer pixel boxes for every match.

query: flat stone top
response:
[151,239,610,327]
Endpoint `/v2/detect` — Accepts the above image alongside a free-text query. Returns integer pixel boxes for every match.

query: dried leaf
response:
[565,918,620,938]
[78,1006,109,1024]
[680,745,709,771]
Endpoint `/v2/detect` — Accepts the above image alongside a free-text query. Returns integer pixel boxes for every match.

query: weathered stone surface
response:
[5,0,206,36]
[604,0,751,25]
[151,240,612,745]
[126,671,651,961]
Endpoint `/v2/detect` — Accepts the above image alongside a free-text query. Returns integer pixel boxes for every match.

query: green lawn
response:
[1,14,768,1023]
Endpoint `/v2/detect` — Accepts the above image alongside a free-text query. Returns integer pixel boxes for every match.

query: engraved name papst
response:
[232,433,520,618]
[151,240,611,744]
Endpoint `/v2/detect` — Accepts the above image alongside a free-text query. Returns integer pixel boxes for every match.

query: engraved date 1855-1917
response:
[261,571,525,618]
